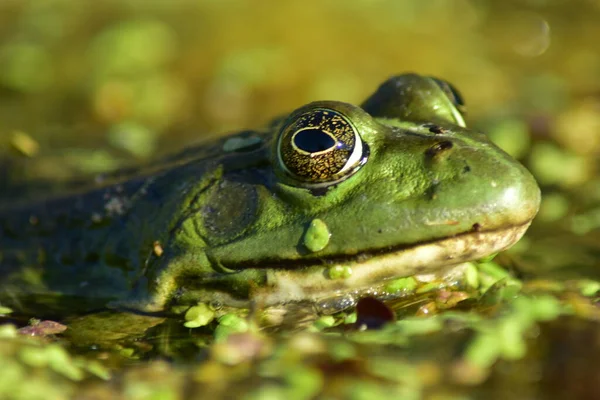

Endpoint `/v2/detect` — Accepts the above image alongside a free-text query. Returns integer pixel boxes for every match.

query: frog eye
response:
[277,107,365,183]
[431,78,466,115]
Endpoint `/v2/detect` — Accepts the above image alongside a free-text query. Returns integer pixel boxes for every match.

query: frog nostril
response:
[423,123,447,135]
[425,141,453,158]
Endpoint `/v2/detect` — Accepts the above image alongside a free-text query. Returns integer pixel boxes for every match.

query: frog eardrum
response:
[276,107,367,184]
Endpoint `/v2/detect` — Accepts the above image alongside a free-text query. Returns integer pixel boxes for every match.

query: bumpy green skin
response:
[0,74,540,317]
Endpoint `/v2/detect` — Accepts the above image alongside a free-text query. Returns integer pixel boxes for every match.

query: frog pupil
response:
[293,129,336,153]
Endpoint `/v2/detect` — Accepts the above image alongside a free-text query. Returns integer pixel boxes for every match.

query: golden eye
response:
[277,107,365,183]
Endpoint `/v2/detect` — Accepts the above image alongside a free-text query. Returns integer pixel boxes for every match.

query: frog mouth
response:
[175,222,531,313]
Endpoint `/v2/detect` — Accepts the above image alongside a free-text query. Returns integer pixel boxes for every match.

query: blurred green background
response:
[0,0,599,203]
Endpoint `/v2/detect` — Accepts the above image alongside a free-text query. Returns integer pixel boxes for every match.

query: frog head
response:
[139,74,540,314]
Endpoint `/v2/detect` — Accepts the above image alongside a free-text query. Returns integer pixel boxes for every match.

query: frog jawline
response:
[196,222,531,310]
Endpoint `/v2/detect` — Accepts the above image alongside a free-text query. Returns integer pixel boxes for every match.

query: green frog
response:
[0,74,540,320]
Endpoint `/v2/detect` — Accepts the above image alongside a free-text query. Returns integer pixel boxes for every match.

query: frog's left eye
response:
[277,108,366,184]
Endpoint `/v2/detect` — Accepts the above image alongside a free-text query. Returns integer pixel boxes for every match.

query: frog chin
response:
[172,222,531,314]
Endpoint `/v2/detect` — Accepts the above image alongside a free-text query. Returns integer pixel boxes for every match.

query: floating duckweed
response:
[0,324,17,338]
[303,219,331,252]
[283,365,324,400]
[19,344,84,381]
[329,341,357,361]
[344,380,416,400]
[529,141,590,187]
[464,331,501,368]
[477,253,498,263]
[119,348,136,358]
[479,279,522,307]
[577,280,600,297]
[416,281,443,294]
[19,346,50,368]
[82,360,111,380]
[312,315,336,331]
[384,276,418,294]
[286,333,327,356]
[396,317,443,336]
[367,359,420,386]
[327,265,352,280]
[184,303,215,328]
[464,262,480,289]
[352,317,445,346]
[124,375,179,400]
[344,312,357,324]
[477,261,516,291]
[0,305,13,315]
[477,261,510,280]
[170,305,189,314]
[517,295,563,321]
[441,311,483,325]
[46,345,85,381]
[245,385,287,400]
[214,314,249,341]
[466,295,565,368]
[497,317,527,360]
[217,313,248,328]
[0,358,25,397]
